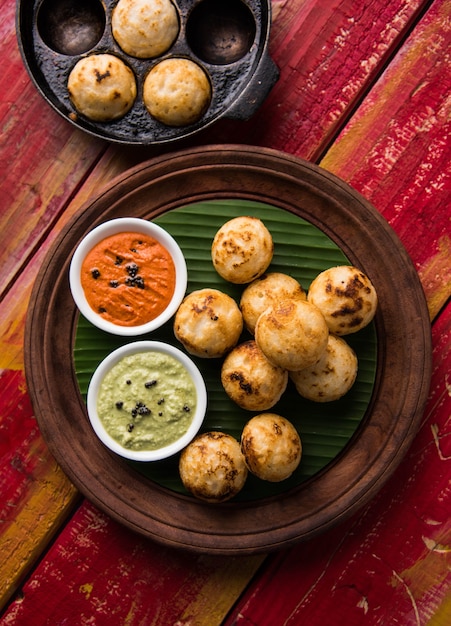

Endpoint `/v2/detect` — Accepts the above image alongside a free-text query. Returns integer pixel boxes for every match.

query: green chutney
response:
[97,351,197,451]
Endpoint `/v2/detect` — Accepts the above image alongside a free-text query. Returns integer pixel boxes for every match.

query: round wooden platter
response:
[24,145,432,555]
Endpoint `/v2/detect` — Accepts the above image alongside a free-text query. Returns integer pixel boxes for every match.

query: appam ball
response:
[290,334,358,402]
[255,298,329,371]
[211,216,274,284]
[174,288,243,358]
[143,58,211,126]
[308,265,378,335]
[240,272,306,334]
[112,0,179,58]
[179,432,248,502]
[241,414,302,482]
[221,340,288,411]
[67,54,137,122]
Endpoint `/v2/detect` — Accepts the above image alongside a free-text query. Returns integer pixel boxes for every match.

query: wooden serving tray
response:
[24,145,432,554]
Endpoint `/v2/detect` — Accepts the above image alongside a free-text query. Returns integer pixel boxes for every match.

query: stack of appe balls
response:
[67,0,212,127]
[174,216,378,502]
[25,0,280,143]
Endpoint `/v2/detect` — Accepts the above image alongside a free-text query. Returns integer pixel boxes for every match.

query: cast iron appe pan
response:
[16,0,279,144]
[25,145,432,554]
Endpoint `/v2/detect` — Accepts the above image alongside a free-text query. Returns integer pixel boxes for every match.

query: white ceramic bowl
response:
[86,341,207,462]
[69,217,187,335]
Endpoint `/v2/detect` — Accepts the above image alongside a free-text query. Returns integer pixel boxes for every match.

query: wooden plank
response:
[198,0,429,159]
[0,0,106,297]
[0,0,432,297]
[224,302,451,626]
[0,372,78,609]
[2,303,449,624]
[222,1,451,623]
[0,499,264,625]
[0,0,430,300]
[321,0,451,320]
[0,148,145,608]
[0,0,447,621]
[0,147,138,372]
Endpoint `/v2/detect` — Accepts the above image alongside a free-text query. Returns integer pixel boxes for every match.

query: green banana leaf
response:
[74,200,377,500]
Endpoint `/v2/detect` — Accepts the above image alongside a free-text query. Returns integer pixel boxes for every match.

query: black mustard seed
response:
[126,262,139,278]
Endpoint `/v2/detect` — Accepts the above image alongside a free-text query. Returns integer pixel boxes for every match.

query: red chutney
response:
[81,232,176,326]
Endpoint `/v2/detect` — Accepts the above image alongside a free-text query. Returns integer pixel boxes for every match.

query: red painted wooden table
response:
[1,0,450,624]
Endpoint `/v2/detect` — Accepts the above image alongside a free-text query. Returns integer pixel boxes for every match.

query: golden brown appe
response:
[241,414,302,482]
[255,298,329,371]
[143,58,211,126]
[307,265,378,335]
[221,340,288,411]
[179,432,248,502]
[211,216,274,284]
[173,288,243,358]
[240,272,306,334]
[112,0,179,58]
[290,334,358,402]
[67,54,137,122]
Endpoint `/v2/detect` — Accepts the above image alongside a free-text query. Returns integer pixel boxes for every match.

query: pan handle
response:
[224,53,279,121]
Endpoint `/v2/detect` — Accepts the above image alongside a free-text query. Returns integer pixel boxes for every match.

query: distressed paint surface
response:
[0,2,110,304]
[199,0,429,159]
[0,501,264,625]
[224,1,451,623]
[321,0,451,319]
[0,0,449,623]
[225,303,451,626]
[0,150,140,373]
[0,370,78,608]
